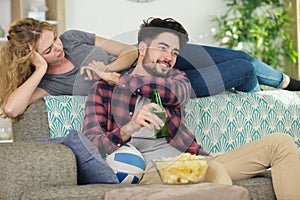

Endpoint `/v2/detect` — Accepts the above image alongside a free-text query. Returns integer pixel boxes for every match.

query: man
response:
[81,17,300,199]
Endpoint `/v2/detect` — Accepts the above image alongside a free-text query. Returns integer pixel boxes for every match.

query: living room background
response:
[64,0,227,45]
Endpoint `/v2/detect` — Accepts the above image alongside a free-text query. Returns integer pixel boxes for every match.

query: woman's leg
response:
[213,133,300,200]
[176,44,294,89]
[183,59,260,97]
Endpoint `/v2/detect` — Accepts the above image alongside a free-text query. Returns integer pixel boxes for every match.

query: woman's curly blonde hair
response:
[0,18,54,118]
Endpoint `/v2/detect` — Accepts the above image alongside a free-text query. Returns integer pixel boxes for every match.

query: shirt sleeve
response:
[82,82,130,157]
[117,68,191,107]
[60,29,96,52]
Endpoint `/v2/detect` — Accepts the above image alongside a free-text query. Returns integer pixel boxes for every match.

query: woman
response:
[0,18,137,118]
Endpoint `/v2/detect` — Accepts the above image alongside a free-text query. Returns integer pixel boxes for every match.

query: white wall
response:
[65,0,226,45]
[0,0,11,34]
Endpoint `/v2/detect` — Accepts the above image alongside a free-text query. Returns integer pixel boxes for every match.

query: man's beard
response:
[142,52,170,77]
[143,63,168,77]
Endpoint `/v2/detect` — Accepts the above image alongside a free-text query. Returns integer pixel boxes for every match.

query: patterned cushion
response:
[44,96,86,138]
[185,90,300,154]
[44,90,300,154]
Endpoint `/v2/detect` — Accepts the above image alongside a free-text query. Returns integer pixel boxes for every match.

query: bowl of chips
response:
[152,153,209,184]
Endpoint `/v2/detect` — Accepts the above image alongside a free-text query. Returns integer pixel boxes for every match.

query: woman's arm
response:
[94,35,138,72]
[80,36,137,82]
[4,72,49,118]
[4,51,49,118]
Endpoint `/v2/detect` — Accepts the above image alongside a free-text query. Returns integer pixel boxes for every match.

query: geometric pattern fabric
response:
[44,90,300,154]
[44,95,86,138]
[185,90,300,154]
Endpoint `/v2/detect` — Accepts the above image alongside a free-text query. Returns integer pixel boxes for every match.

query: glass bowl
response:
[152,153,209,184]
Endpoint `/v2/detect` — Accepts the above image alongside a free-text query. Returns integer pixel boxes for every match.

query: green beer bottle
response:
[151,89,168,138]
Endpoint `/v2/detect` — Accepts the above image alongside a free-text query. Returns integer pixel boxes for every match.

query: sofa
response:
[2,90,300,199]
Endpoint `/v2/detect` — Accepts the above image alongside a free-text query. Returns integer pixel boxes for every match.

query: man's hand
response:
[120,103,165,141]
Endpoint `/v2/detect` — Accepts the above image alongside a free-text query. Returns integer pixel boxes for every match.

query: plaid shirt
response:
[82,68,209,157]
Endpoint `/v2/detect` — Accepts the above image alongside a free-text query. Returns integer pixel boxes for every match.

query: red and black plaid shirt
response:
[82,68,209,157]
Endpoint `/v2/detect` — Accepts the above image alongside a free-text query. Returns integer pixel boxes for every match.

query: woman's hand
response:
[80,60,106,80]
[29,51,48,73]
[81,60,120,86]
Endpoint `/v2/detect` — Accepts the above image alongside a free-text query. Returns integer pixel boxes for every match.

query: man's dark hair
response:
[138,17,189,48]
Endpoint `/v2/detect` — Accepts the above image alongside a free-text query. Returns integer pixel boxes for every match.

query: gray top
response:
[38,30,116,95]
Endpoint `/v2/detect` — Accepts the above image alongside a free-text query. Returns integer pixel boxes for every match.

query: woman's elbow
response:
[4,104,25,118]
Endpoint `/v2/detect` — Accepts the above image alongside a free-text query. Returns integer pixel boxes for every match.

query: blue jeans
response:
[175,44,285,97]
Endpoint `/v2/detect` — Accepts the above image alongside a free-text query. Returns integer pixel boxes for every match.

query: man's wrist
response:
[120,122,140,140]
[120,126,132,142]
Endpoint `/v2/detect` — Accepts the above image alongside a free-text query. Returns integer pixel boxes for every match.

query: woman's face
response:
[36,29,65,65]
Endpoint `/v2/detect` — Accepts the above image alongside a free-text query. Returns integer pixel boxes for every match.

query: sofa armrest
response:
[0,142,77,200]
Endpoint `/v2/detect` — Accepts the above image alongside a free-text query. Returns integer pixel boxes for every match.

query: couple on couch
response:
[1,17,300,199]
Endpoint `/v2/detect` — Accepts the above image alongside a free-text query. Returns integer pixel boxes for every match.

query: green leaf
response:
[212,0,298,71]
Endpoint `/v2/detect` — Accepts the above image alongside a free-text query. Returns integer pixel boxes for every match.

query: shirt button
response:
[117,143,121,147]
[129,112,133,116]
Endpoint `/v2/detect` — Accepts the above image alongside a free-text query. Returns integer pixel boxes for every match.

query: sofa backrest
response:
[13,90,300,154]
[12,99,50,142]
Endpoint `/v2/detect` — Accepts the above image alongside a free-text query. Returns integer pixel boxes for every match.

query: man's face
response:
[142,32,180,77]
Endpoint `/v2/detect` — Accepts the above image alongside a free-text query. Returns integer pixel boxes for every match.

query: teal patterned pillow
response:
[44,90,300,154]
[185,90,300,154]
[43,96,87,138]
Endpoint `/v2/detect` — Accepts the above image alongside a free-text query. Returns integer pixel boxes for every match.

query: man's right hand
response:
[120,103,165,141]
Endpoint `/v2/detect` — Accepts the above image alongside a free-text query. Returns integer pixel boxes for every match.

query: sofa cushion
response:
[21,184,132,200]
[104,183,250,200]
[43,96,86,138]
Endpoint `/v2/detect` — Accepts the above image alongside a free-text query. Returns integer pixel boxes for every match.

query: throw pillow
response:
[105,182,250,200]
[43,96,87,138]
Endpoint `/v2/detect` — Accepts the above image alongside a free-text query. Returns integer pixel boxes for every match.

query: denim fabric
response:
[41,130,119,184]
[175,44,284,97]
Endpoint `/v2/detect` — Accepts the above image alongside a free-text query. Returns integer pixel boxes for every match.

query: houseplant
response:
[212,0,298,71]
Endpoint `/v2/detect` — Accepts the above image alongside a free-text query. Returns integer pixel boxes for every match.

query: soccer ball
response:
[105,143,145,184]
